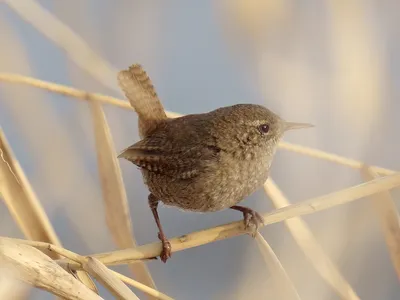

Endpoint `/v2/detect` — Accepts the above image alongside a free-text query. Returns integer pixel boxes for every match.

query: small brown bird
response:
[118,64,313,262]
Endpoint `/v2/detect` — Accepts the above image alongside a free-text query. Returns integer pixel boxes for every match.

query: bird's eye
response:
[259,124,270,134]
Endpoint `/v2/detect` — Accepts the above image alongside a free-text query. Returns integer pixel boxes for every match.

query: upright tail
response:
[117,64,167,137]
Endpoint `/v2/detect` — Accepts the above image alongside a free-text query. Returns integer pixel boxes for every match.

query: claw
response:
[244,210,264,237]
[230,206,264,238]
[157,232,172,263]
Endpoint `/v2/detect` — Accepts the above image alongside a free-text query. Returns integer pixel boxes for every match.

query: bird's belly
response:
[143,156,270,213]
[198,158,270,212]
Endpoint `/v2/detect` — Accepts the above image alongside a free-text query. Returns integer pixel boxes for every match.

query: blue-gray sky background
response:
[1,1,400,299]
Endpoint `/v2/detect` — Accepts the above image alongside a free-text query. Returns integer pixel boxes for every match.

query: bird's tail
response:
[117,64,167,137]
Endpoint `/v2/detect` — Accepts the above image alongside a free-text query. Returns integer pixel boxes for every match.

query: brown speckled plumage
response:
[117,64,313,262]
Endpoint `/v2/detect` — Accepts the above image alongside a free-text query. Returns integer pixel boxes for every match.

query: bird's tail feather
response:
[117,64,167,136]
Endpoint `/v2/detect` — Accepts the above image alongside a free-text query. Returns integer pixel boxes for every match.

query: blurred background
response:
[1,1,400,299]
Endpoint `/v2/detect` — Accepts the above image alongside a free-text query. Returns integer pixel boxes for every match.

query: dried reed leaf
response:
[73,271,99,296]
[89,101,157,292]
[84,257,139,300]
[0,129,60,257]
[0,239,102,300]
[77,172,400,266]
[0,73,395,175]
[0,130,98,294]
[264,179,360,300]
[361,166,400,281]
[255,233,301,300]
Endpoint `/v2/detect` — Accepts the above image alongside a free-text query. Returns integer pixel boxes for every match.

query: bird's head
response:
[210,104,313,156]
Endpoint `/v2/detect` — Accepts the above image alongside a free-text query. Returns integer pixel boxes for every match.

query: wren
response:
[117,64,313,263]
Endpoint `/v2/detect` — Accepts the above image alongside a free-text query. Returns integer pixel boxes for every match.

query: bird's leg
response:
[148,193,171,263]
[230,205,264,237]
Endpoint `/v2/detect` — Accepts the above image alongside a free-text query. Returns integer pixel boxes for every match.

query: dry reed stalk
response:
[83,257,140,300]
[0,129,98,294]
[57,172,400,267]
[89,101,157,293]
[360,166,400,281]
[0,237,85,263]
[0,73,131,109]
[0,239,102,300]
[0,237,173,300]
[277,142,395,176]
[0,72,395,176]
[255,233,301,300]
[264,179,360,300]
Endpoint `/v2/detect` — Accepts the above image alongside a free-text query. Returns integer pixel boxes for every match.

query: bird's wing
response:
[118,117,221,179]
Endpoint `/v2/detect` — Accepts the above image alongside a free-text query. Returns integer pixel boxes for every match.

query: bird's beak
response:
[283,122,314,131]
[117,148,128,159]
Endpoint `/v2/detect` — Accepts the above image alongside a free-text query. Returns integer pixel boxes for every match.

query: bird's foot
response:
[230,205,264,236]
[238,208,264,237]
[157,232,172,263]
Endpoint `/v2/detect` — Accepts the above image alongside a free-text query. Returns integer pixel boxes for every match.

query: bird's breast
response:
[142,151,272,213]
[203,152,271,209]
